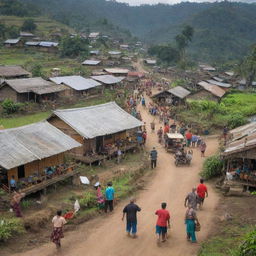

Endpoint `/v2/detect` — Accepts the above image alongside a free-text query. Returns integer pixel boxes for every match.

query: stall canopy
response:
[0,122,81,170]
[52,102,144,139]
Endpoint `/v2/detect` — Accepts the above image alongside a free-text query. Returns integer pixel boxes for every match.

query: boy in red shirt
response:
[197,179,208,209]
[155,202,170,242]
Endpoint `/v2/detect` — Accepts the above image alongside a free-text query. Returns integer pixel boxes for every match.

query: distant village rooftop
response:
[0,65,30,78]
[50,75,101,91]
[91,75,125,85]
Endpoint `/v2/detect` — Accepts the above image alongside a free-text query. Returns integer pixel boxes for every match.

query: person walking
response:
[185,205,200,243]
[185,130,193,147]
[9,175,17,192]
[197,179,208,209]
[155,202,170,242]
[122,199,141,238]
[51,210,67,248]
[184,188,198,210]
[150,120,156,133]
[200,141,207,157]
[11,190,25,217]
[150,147,158,169]
[105,182,115,213]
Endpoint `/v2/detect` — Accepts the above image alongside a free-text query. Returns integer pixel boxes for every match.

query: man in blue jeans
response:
[122,199,141,238]
[105,182,115,213]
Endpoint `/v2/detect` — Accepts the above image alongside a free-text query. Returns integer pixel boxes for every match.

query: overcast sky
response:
[115,0,250,6]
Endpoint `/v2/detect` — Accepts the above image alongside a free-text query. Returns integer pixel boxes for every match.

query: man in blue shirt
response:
[105,182,115,213]
[150,147,158,169]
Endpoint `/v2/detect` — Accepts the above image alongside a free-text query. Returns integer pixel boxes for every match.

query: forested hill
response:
[19,0,256,62]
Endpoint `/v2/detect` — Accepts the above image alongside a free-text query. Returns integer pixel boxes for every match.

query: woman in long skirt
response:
[185,205,200,243]
[51,210,67,248]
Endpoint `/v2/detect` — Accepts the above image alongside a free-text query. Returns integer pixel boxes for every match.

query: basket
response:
[195,223,201,232]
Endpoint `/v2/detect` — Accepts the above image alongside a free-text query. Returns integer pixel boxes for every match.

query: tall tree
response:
[237,45,256,87]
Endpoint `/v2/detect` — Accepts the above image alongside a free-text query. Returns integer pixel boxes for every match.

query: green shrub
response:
[227,113,247,129]
[79,191,97,209]
[0,218,25,241]
[1,99,23,115]
[200,155,224,180]
[239,229,256,256]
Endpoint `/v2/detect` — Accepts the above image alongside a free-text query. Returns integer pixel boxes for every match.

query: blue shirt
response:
[10,179,16,187]
[105,187,115,200]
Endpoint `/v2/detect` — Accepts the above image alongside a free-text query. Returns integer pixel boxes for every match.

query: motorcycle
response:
[174,150,193,166]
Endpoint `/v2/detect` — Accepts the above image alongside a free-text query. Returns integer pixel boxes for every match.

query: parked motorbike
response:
[174,150,193,166]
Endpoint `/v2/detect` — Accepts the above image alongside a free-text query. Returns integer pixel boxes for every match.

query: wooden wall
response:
[0,86,17,102]
[187,90,219,102]
[7,153,64,182]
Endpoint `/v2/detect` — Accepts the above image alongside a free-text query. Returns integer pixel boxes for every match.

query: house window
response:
[18,165,25,179]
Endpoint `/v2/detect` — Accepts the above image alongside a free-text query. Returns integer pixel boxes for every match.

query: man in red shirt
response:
[186,130,193,147]
[155,202,170,242]
[197,179,208,209]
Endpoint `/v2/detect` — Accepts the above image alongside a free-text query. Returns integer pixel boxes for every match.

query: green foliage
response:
[239,229,256,256]
[59,36,89,58]
[236,46,256,87]
[200,155,224,180]
[79,191,97,209]
[0,218,25,241]
[21,19,37,32]
[1,99,23,115]
[21,199,33,209]
[31,64,42,77]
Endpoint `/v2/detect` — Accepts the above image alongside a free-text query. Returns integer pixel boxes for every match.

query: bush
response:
[1,99,24,115]
[31,64,42,77]
[239,229,256,256]
[79,191,97,209]
[21,19,37,32]
[227,113,247,129]
[200,155,224,180]
[0,218,25,241]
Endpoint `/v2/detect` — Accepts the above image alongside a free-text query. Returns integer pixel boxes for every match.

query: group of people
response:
[184,179,208,243]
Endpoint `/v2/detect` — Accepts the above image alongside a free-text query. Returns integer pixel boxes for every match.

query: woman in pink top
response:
[51,210,67,248]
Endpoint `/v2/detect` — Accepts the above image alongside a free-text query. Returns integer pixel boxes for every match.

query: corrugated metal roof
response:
[90,50,100,55]
[50,76,101,91]
[225,71,234,77]
[89,32,100,38]
[52,102,143,139]
[91,75,125,85]
[25,41,40,46]
[3,77,66,94]
[145,59,156,64]
[198,81,226,98]
[104,68,129,74]
[239,79,256,86]
[0,66,30,78]
[0,121,81,170]
[20,32,34,37]
[207,79,232,88]
[4,39,20,44]
[168,86,191,99]
[229,122,256,141]
[108,51,121,55]
[199,64,216,71]
[223,132,256,157]
[212,76,224,82]
[39,41,58,47]
[82,60,101,65]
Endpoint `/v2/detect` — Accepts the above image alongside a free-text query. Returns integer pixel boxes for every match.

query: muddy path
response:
[12,91,219,256]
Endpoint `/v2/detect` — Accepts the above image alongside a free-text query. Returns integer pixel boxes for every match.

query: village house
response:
[82,60,102,66]
[38,41,59,53]
[199,64,216,72]
[144,59,157,65]
[126,71,145,83]
[50,75,102,97]
[153,86,191,106]
[104,68,130,76]
[187,81,226,102]
[108,51,122,59]
[0,121,81,195]
[88,32,100,40]
[4,38,23,48]
[19,32,34,39]
[90,50,100,56]
[222,123,256,190]
[91,75,125,88]
[48,102,143,164]
[207,79,232,90]
[0,77,67,102]
[0,65,30,79]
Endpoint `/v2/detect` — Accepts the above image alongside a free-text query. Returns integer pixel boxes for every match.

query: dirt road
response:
[13,95,219,256]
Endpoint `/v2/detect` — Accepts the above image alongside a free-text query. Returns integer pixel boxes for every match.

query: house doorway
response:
[17,165,25,179]
[96,136,104,153]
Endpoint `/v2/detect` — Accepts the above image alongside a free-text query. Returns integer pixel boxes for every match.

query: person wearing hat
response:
[105,182,115,213]
[150,147,158,169]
